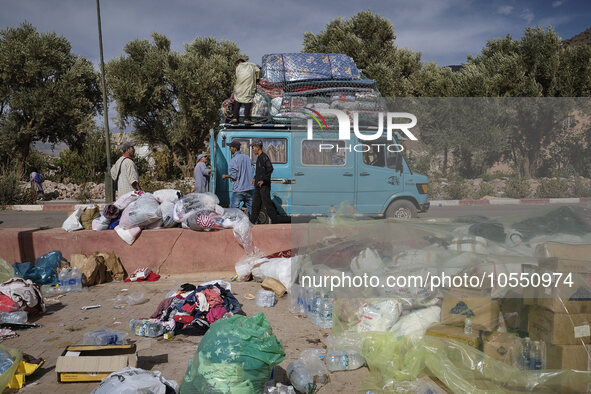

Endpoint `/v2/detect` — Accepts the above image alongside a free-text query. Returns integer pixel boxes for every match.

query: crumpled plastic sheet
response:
[91,367,178,394]
[360,334,591,394]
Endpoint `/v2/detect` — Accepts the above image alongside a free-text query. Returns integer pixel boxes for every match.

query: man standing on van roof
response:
[110,141,141,198]
[250,139,291,224]
[230,58,260,125]
[222,140,254,214]
[194,154,210,193]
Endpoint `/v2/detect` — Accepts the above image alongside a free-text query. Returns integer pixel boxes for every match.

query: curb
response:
[430,197,589,207]
[5,203,106,212]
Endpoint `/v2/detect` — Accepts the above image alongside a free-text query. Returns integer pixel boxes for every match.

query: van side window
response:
[363,145,385,167]
[302,140,346,166]
[231,138,287,164]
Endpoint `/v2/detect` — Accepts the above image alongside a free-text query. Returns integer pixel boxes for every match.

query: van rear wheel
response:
[385,200,417,219]
[258,209,270,224]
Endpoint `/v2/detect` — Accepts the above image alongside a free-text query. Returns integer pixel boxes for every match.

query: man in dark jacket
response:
[249,140,290,224]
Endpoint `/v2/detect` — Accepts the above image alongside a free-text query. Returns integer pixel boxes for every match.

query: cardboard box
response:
[536,242,591,262]
[528,308,591,345]
[426,324,481,349]
[56,344,137,383]
[483,332,521,365]
[500,298,529,330]
[440,297,499,331]
[546,344,591,370]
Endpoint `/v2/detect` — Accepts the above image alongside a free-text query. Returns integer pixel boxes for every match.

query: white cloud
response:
[552,0,565,7]
[498,5,514,15]
[521,8,535,23]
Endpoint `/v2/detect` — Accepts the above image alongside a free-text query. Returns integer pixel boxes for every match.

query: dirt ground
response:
[6,274,366,393]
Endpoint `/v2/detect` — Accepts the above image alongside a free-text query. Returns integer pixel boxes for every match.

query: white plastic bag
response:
[92,215,111,231]
[252,257,293,291]
[91,367,178,394]
[114,190,144,210]
[62,208,84,232]
[159,201,177,228]
[115,225,142,245]
[173,192,219,222]
[222,208,254,253]
[351,248,384,276]
[390,306,441,337]
[124,193,161,229]
[235,253,267,281]
[153,189,182,203]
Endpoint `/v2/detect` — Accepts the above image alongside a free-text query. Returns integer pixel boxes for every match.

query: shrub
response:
[504,177,529,199]
[535,178,569,198]
[74,183,93,203]
[474,182,494,199]
[0,164,36,207]
[572,177,591,198]
[445,179,469,200]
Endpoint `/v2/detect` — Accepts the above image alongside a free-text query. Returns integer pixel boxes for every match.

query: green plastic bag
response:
[0,258,15,284]
[180,313,285,394]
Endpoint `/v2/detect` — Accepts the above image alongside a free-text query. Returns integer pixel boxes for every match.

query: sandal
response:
[229,119,238,124]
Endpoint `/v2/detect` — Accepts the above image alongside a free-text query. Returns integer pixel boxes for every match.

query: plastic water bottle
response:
[0,351,14,375]
[529,341,543,370]
[286,361,313,393]
[306,291,321,325]
[70,267,83,291]
[129,319,165,337]
[328,205,336,226]
[317,296,333,329]
[464,317,472,335]
[0,311,27,324]
[82,329,128,345]
[288,284,305,314]
[325,350,365,371]
[58,268,71,293]
[256,290,275,307]
[520,337,531,369]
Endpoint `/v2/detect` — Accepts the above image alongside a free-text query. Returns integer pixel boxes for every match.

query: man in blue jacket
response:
[222,140,254,214]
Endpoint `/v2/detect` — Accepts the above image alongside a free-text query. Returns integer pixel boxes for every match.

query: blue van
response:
[209,123,429,222]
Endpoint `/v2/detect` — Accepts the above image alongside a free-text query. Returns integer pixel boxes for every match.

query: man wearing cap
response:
[250,139,291,224]
[194,154,211,193]
[230,58,260,125]
[222,140,254,213]
[110,141,141,197]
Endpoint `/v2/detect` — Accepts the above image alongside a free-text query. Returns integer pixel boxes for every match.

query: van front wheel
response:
[385,200,417,219]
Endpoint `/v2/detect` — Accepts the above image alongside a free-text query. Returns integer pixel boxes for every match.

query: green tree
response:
[462,27,588,177]
[107,33,243,176]
[0,23,101,169]
[303,11,422,96]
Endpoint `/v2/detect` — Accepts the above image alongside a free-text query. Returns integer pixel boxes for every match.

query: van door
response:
[292,132,354,215]
[229,135,292,215]
[355,140,403,214]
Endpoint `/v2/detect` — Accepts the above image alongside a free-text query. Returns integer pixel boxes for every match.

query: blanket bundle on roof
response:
[262,53,361,83]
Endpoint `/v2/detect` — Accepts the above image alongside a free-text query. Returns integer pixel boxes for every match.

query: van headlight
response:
[416,184,428,194]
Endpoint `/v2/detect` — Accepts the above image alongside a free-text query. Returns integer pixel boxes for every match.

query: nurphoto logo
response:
[304,108,418,153]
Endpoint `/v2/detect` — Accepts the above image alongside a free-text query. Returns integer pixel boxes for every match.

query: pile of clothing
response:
[150,281,241,335]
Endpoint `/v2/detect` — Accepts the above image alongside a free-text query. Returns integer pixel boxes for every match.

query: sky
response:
[1,0,590,68]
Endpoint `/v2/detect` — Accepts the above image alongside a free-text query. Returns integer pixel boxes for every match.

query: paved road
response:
[0,203,585,228]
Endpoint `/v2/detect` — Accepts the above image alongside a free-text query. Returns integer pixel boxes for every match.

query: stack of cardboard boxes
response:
[526,242,591,370]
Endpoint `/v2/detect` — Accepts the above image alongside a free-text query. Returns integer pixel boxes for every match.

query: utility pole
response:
[96,0,114,202]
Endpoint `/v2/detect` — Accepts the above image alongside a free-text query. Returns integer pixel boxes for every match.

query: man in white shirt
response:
[110,141,141,198]
[230,58,260,125]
